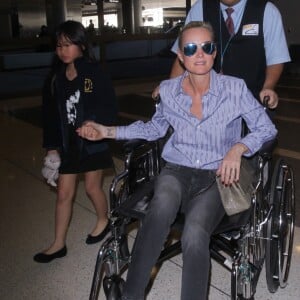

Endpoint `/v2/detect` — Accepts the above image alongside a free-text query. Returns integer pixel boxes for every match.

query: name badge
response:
[242,24,259,36]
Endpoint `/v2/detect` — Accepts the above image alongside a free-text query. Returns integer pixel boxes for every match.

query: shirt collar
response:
[208,69,220,97]
[176,69,220,97]
[220,0,247,15]
[174,71,189,96]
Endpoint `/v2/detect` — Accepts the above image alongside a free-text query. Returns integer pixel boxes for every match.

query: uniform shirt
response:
[172,0,290,66]
[116,70,277,170]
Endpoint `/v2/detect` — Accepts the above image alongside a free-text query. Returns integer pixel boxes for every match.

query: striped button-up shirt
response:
[116,70,277,170]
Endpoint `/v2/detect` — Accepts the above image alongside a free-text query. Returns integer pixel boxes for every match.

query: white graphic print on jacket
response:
[66,90,80,125]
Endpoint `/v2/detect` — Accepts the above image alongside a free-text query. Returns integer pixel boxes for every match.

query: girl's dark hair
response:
[55,20,96,62]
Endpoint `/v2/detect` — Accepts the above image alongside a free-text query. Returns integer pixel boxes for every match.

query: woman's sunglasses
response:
[183,41,216,56]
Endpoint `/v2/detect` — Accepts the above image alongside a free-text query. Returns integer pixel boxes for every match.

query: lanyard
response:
[219,7,234,72]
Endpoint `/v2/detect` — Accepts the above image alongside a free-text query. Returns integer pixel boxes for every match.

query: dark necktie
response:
[225,7,234,36]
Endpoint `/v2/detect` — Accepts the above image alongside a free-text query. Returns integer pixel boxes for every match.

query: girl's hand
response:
[76,121,115,140]
[216,143,248,186]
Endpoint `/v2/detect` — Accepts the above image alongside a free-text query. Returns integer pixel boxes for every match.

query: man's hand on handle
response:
[259,88,278,109]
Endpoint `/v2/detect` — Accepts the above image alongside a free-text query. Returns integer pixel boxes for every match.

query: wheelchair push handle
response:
[263,95,270,109]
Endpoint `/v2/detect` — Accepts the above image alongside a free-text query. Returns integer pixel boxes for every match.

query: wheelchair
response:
[89,133,295,300]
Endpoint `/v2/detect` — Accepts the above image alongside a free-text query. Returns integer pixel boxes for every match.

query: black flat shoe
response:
[33,246,67,263]
[86,221,111,244]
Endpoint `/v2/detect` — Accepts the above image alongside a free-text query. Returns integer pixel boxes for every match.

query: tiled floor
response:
[0,75,300,300]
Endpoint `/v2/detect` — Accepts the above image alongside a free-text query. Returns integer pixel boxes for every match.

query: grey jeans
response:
[122,162,226,300]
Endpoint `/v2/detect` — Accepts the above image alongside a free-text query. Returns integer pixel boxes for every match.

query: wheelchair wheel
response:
[89,233,129,300]
[266,159,295,293]
[252,185,267,267]
[90,237,116,300]
[103,275,125,300]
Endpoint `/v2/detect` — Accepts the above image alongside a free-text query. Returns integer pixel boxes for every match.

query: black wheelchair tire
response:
[265,159,295,293]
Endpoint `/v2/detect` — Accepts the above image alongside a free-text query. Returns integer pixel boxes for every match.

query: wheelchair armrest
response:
[123,139,148,154]
[258,138,278,160]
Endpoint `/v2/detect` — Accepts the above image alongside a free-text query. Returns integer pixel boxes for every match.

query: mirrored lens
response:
[202,42,216,55]
[183,44,197,56]
[183,42,216,56]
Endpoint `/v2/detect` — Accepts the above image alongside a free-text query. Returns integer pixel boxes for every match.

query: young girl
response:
[34,20,117,263]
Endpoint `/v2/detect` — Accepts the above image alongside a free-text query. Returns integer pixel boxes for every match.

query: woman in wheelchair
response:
[77,21,277,300]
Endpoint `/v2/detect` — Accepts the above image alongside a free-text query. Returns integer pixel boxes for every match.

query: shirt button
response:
[196,159,200,164]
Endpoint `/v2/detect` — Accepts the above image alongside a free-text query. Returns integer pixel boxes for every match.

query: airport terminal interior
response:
[0,0,300,299]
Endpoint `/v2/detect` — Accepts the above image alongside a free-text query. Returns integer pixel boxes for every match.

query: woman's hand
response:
[77,121,116,141]
[216,143,248,186]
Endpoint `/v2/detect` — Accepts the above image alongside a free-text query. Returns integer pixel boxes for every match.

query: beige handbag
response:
[216,158,257,216]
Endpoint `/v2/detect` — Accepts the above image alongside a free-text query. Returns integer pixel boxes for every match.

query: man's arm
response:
[263,63,284,90]
[261,3,290,108]
[169,57,185,78]
[152,58,185,98]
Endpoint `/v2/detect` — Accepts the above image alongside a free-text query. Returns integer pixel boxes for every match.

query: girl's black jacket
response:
[42,57,118,160]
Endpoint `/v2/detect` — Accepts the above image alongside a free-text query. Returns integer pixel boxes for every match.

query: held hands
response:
[259,89,278,109]
[41,151,61,187]
[76,121,116,141]
[216,143,248,186]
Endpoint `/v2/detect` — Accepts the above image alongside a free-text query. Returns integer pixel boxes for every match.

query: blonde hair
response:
[178,21,215,49]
